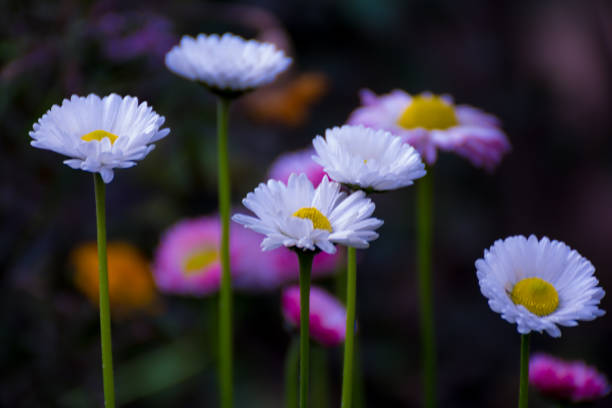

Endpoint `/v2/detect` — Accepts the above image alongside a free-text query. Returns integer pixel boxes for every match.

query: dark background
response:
[1,0,612,406]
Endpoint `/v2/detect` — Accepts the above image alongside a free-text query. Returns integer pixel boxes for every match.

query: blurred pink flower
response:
[282,285,346,347]
[267,148,327,186]
[153,216,226,296]
[347,89,510,170]
[154,215,340,295]
[231,227,340,291]
[529,353,610,403]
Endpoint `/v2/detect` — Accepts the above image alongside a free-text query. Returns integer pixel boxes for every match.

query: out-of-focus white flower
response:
[165,32,291,94]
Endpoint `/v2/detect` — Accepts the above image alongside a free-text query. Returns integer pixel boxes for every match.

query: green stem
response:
[416,171,436,408]
[341,246,357,408]
[285,337,300,408]
[93,173,116,408]
[217,96,233,408]
[298,251,314,408]
[518,334,530,408]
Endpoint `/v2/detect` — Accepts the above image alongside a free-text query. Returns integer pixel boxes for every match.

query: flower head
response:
[268,148,327,187]
[476,235,605,337]
[30,94,169,183]
[347,89,510,170]
[71,242,157,316]
[232,173,383,254]
[153,217,226,296]
[165,33,292,94]
[529,353,610,403]
[153,215,341,294]
[282,285,346,346]
[312,125,426,192]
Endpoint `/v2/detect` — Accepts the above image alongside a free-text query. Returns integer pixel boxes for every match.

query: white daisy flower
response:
[476,235,605,337]
[312,125,426,192]
[165,32,292,94]
[232,173,383,254]
[30,93,170,183]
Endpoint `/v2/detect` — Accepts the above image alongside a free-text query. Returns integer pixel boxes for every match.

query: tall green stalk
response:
[298,251,314,408]
[519,334,530,408]
[336,250,365,408]
[341,246,357,408]
[416,170,436,408]
[93,173,116,408]
[217,96,233,408]
[285,337,300,408]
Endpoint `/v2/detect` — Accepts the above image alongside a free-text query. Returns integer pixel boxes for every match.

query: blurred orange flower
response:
[244,72,329,126]
[71,242,158,317]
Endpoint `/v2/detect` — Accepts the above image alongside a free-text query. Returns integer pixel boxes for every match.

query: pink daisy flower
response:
[529,353,610,403]
[282,285,347,347]
[268,148,327,186]
[153,216,227,296]
[153,215,340,294]
[347,89,511,170]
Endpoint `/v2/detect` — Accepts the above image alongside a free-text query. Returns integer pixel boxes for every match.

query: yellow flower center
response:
[510,277,559,316]
[397,95,458,130]
[183,248,218,276]
[292,207,332,232]
[81,129,119,144]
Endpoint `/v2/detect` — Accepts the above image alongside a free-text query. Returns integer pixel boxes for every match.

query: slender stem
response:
[298,251,314,408]
[518,334,530,408]
[416,170,436,408]
[341,246,357,408]
[285,336,300,408]
[217,96,233,408]
[93,173,116,408]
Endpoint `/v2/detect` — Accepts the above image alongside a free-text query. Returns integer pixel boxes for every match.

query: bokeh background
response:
[2,0,612,406]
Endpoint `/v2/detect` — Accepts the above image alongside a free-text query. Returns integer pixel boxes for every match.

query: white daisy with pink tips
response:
[347,89,510,170]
